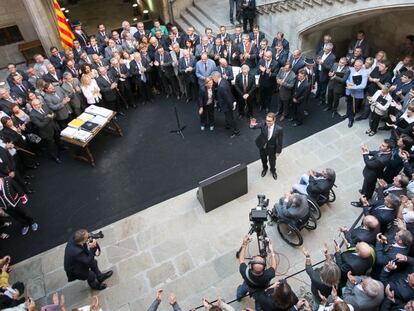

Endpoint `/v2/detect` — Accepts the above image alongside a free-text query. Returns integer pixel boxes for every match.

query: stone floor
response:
[8,111,387,311]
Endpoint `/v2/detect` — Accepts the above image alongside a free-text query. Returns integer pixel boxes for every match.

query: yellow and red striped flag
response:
[53,0,75,49]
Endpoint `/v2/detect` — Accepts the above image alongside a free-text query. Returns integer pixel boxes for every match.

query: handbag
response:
[26,133,42,144]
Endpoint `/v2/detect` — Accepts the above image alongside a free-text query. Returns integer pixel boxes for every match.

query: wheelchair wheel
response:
[277,222,303,246]
[307,198,322,220]
[328,189,336,203]
[304,214,317,230]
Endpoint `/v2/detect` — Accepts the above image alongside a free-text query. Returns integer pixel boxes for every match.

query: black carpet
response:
[1,95,341,263]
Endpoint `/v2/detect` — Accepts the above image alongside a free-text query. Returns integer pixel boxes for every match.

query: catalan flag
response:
[53,0,75,49]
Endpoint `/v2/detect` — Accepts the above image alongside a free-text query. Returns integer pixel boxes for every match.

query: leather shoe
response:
[54,157,62,164]
[98,270,113,282]
[348,120,354,128]
[91,283,107,290]
[323,106,331,111]
[332,112,340,118]
[261,168,268,177]
[271,171,277,180]
[350,201,362,207]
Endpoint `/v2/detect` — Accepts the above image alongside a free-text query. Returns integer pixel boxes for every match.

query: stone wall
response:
[0,0,38,67]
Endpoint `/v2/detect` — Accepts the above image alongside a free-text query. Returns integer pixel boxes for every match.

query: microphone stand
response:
[169,102,186,139]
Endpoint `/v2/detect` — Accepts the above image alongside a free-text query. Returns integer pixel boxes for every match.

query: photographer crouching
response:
[64,229,113,290]
[236,235,277,311]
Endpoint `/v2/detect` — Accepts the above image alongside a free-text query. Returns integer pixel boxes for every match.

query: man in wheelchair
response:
[271,192,310,228]
[292,168,336,203]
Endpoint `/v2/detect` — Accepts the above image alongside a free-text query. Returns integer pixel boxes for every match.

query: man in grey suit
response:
[325,57,350,118]
[61,72,83,117]
[273,192,309,223]
[104,39,123,60]
[43,82,72,129]
[195,36,214,60]
[276,63,296,121]
[195,53,216,91]
[342,273,384,311]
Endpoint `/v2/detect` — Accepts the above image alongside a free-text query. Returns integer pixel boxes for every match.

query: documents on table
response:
[60,106,114,142]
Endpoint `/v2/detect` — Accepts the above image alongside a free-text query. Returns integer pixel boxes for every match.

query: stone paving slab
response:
[10,119,387,311]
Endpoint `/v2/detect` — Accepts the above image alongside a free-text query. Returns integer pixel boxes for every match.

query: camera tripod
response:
[248,222,270,258]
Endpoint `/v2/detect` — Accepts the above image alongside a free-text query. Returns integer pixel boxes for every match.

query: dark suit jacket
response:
[249,31,266,49]
[271,38,289,52]
[74,31,89,47]
[276,70,296,101]
[328,63,350,94]
[348,39,370,58]
[64,235,96,281]
[133,30,151,42]
[216,78,235,113]
[109,64,130,82]
[362,151,392,181]
[49,52,66,70]
[181,33,200,46]
[292,79,309,104]
[91,59,110,71]
[274,50,289,68]
[376,243,409,267]
[252,122,283,154]
[86,44,105,57]
[305,174,332,201]
[240,0,256,19]
[316,51,336,83]
[288,56,305,74]
[0,99,15,115]
[29,106,57,140]
[258,59,278,89]
[10,81,34,103]
[6,70,29,88]
[236,43,257,69]
[130,58,150,83]
[215,65,234,83]
[64,65,81,79]
[234,73,256,98]
[363,200,396,230]
[154,52,174,77]
[96,31,110,46]
[96,73,118,102]
[43,70,63,85]
[335,249,374,278]
[198,88,215,108]
[345,226,379,246]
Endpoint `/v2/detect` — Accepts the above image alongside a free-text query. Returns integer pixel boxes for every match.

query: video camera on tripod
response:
[248,194,271,257]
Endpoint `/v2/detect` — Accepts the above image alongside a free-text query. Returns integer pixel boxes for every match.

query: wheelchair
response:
[268,208,317,247]
[293,185,337,220]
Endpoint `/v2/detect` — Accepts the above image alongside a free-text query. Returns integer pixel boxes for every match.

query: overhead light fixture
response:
[60,7,66,11]
[65,9,69,13]
[0,82,6,86]
[132,3,138,7]
[143,9,149,13]
[66,18,69,21]
[133,18,138,21]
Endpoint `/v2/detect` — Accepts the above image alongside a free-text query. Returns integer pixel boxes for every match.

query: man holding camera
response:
[250,112,283,180]
[236,235,277,311]
[64,229,113,290]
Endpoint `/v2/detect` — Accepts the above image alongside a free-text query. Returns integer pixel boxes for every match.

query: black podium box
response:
[197,163,248,213]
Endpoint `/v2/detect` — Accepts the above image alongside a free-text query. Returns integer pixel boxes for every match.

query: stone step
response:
[193,0,234,28]
[175,17,192,33]
[180,10,206,35]
[186,6,221,33]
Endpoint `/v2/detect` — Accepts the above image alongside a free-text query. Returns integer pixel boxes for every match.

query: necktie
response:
[293,59,297,67]
[39,108,45,114]
[95,46,99,54]
[243,75,247,91]
[185,58,188,67]
[204,63,207,72]
[19,84,26,92]
[104,75,110,83]
[160,55,163,64]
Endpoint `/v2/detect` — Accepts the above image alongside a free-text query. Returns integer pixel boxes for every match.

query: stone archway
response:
[299,6,414,60]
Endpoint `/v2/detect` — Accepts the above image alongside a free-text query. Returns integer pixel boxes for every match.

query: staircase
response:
[256,0,351,15]
[175,0,236,35]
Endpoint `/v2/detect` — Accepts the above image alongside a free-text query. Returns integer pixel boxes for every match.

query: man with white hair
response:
[234,64,256,118]
[121,20,137,38]
[343,274,384,311]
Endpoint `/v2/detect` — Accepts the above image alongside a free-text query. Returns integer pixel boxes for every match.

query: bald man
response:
[335,242,374,281]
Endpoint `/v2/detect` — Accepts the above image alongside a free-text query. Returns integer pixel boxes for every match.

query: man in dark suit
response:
[64,60,81,80]
[96,67,122,114]
[215,58,234,84]
[249,25,265,50]
[234,64,256,118]
[64,229,113,290]
[346,47,364,67]
[250,112,283,179]
[359,140,393,200]
[212,38,225,65]
[72,39,84,64]
[316,43,336,106]
[340,215,380,246]
[325,57,350,117]
[334,241,374,280]
[256,39,275,63]
[109,58,134,109]
[273,43,288,70]
[43,82,72,129]
[130,52,152,105]
[9,75,34,105]
[178,49,198,104]
[230,25,243,46]
[376,174,409,200]
[315,34,335,56]
[90,54,109,71]
[211,71,240,138]
[359,193,399,232]
[71,20,89,48]
[86,36,104,58]
[375,229,412,267]
[43,64,62,86]
[288,49,305,74]
[6,63,29,88]
[291,69,309,126]
[276,63,296,121]
[348,31,370,59]
[292,168,336,201]
[236,34,257,70]
[181,27,200,47]
[240,0,256,33]
[258,51,278,113]
[96,24,110,47]
[133,22,151,42]
[217,25,230,43]
[0,89,20,115]
[29,98,62,163]
[271,32,289,53]
[154,46,179,99]
[49,46,66,71]
[223,38,238,66]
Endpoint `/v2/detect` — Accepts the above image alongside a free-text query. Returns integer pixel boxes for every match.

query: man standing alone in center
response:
[250,112,283,180]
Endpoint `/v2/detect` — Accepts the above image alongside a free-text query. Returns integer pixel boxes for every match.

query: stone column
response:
[21,0,61,56]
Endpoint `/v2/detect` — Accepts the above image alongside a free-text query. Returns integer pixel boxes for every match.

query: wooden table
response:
[61,112,123,166]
